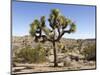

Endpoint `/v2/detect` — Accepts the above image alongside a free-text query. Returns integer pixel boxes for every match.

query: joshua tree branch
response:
[41,35,53,42]
[58,27,61,36]
[55,30,70,41]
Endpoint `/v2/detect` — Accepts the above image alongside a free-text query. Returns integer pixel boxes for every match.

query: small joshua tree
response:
[29,9,76,67]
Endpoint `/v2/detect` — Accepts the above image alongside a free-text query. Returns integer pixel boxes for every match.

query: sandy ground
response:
[12,60,96,74]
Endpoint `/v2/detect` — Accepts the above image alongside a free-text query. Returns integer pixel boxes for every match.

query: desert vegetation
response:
[82,43,96,61]
[14,44,47,63]
[12,36,96,74]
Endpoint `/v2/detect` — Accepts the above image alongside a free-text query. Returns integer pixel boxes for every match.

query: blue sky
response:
[12,1,96,39]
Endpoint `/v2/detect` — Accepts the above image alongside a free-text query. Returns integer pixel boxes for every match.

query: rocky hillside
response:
[12,35,95,50]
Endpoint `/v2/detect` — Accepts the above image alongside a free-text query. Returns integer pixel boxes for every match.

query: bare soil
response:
[12,61,96,74]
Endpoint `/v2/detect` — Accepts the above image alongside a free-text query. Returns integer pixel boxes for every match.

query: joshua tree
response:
[29,9,76,67]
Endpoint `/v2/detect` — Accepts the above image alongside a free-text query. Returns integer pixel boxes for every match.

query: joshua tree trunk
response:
[53,41,58,67]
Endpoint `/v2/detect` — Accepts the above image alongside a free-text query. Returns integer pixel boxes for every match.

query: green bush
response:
[15,44,47,63]
[82,44,96,60]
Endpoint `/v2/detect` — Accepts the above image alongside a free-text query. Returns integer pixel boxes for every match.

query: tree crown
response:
[29,9,76,42]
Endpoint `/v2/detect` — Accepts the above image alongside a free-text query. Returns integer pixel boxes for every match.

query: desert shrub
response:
[15,44,47,63]
[57,43,67,53]
[45,47,51,56]
[61,46,67,53]
[82,44,96,60]
[63,61,72,67]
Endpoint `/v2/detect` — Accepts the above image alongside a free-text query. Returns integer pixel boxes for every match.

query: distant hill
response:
[12,35,95,48]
